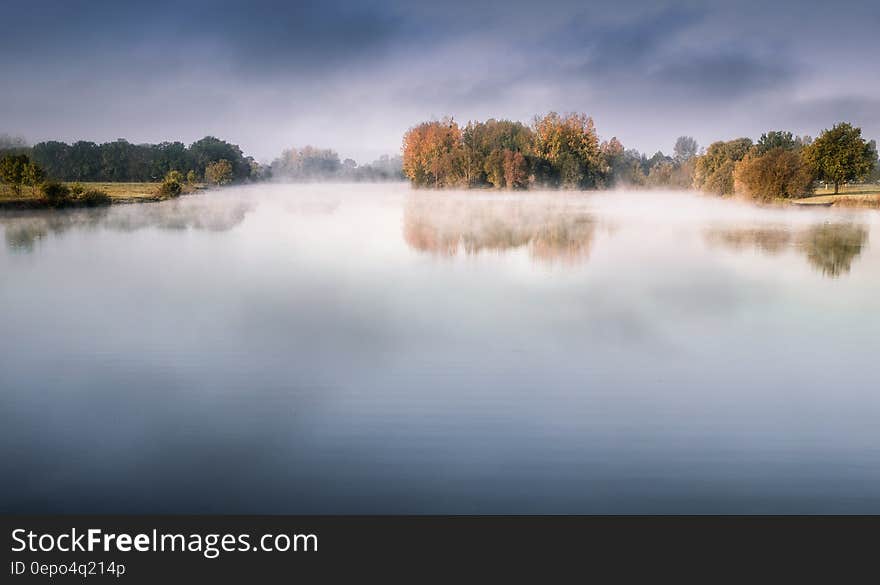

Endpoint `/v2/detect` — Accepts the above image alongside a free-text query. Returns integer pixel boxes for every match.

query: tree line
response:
[401,114,699,190]
[0,133,405,187]
[270,147,404,181]
[0,136,258,183]
[401,115,879,199]
[695,124,878,199]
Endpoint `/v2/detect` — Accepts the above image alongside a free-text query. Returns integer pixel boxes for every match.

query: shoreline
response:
[0,182,207,210]
[789,193,880,208]
[3,182,879,212]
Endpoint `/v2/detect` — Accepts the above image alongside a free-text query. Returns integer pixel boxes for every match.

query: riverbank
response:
[790,185,880,208]
[0,182,206,210]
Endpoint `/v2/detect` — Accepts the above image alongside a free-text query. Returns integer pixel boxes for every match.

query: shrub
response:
[79,189,111,207]
[41,181,71,206]
[186,170,198,184]
[165,170,184,184]
[69,182,85,196]
[158,179,182,198]
[204,159,234,185]
[734,148,815,201]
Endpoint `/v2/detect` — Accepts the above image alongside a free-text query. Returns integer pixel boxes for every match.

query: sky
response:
[2,0,879,163]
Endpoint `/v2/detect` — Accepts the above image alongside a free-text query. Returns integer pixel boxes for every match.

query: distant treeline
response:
[270,147,404,182]
[0,136,257,183]
[0,134,405,185]
[401,114,880,199]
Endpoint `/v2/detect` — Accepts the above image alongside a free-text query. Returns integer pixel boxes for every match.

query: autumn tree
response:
[804,123,876,194]
[204,159,234,185]
[502,150,528,189]
[734,148,815,201]
[402,119,465,188]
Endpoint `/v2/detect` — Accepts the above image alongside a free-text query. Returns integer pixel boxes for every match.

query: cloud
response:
[650,49,796,98]
[780,96,880,143]
[0,0,878,162]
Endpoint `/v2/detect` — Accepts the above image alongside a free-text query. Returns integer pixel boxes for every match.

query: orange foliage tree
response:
[401,113,611,190]
[402,119,465,188]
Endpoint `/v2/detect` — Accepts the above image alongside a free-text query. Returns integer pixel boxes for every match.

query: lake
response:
[1,183,878,513]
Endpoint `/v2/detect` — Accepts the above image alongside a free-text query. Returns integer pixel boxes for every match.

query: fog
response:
[3,183,880,513]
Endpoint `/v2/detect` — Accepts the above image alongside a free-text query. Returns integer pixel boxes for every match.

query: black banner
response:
[1,516,876,581]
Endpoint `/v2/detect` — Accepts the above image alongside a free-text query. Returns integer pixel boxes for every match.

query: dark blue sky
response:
[2,0,878,162]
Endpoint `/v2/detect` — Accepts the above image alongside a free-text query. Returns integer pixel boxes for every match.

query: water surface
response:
[1,184,878,513]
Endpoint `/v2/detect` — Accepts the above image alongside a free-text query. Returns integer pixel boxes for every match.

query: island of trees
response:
[402,114,879,204]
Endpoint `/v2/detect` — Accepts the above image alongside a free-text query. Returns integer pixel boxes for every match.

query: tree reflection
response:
[706,222,868,278]
[403,196,598,265]
[705,227,792,254]
[1,196,254,253]
[800,224,868,278]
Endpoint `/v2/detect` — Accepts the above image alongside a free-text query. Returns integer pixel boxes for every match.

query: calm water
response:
[1,184,879,513]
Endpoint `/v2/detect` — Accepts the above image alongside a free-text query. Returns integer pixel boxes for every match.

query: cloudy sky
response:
[2,0,878,162]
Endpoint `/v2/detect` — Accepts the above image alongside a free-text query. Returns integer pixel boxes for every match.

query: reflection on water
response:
[2,184,880,514]
[705,227,793,254]
[800,224,869,278]
[706,223,869,278]
[1,194,254,252]
[404,195,600,264]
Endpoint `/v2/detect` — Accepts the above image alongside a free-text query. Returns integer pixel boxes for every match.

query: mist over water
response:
[1,184,879,513]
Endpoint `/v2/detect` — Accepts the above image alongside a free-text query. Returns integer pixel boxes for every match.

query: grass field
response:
[792,184,880,207]
[812,184,880,196]
[0,182,206,206]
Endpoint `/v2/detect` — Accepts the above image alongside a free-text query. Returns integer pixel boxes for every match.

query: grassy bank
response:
[791,184,880,208]
[0,182,206,209]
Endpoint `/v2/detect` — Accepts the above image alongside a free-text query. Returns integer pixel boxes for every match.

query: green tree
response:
[0,154,31,196]
[27,136,251,183]
[693,138,753,195]
[804,123,876,194]
[599,137,625,187]
[24,161,45,195]
[755,131,800,155]
[461,119,532,187]
[189,136,252,182]
[531,112,601,189]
